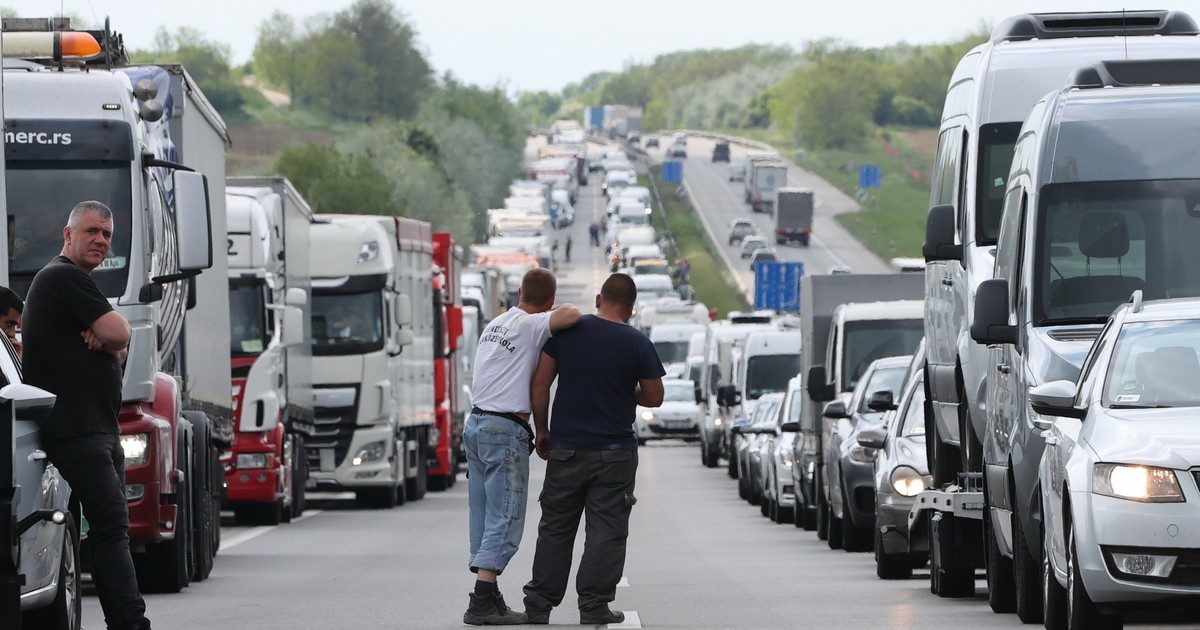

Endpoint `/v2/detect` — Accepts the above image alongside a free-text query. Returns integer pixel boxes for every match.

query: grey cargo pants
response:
[523,449,638,614]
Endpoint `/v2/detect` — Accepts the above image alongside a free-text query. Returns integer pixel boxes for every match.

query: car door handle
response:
[28,450,46,462]
[941,277,954,287]
[996,363,1011,374]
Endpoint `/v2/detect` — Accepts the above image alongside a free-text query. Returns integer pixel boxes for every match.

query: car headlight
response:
[236,453,272,469]
[352,440,387,466]
[891,466,926,497]
[849,442,876,463]
[121,434,149,466]
[1092,463,1184,503]
[641,411,654,421]
[714,417,723,427]
[780,450,794,469]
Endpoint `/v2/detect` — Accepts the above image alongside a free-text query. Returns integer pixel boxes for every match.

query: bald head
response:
[519,268,556,310]
[600,273,638,309]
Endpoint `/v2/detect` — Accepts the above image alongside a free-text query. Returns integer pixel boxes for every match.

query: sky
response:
[10,1,1200,92]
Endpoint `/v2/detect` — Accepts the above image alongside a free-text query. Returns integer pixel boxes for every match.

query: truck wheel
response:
[406,429,428,501]
[25,517,81,629]
[701,438,718,468]
[289,434,308,520]
[429,438,457,491]
[726,443,738,479]
[185,411,216,582]
[874,527,913,580]
[136,431,192,593]
[1013,509,1044,623]
[932,515,975,598]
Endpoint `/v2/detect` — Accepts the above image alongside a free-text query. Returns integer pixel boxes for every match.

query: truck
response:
[224,178,316,524]
[308,215,432,507]
[4,18,228,592]
[774,188,813,246]
[429,232,464,491]
[584,106,604,132]
[789,274,923,532]
[746,160,788,214]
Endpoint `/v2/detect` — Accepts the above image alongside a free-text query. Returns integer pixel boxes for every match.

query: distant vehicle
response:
[635,379,702,444]
[740,235,768,259]
[607,186,652,215]
[550,189,575,228]
[633,274,677,300]
[623,244,665,266]
[602,169,636,198]
[728,219,758,245]
[749,248,778,270]
[761,377,803,524]
[626,130,641,143]
[644,135,660,148]
[632,258,671,276]
[734,394,785,504]
[666,139,688,159]
[730,157,748,182]
[649,322,706,378]
[712,141,731,163]
[748,161,788,214]
[775,188,814,246]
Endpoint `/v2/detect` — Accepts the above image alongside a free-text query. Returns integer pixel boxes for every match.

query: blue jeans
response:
[465,413,531,574]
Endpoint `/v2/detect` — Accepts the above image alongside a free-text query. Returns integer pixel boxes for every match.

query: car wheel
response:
[984,503,1016,613]
[1013,509,1044,623]
[840,481,872,552]
[1067,527,1122,629]
[24,517,81,630]
[1043,518,1068,630]
[875,526,913,580]
[760,495,769,517]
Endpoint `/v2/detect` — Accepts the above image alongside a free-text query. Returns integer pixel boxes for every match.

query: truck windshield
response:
[745,354,800,400]
[664,382,694,402]
[654,341,689,364]
[7,160,133,297]
[842,319,923,392]
[975,123,1021,245]
[1034,180,1200,325]
[1103,320,1200,409]
[229,280,269,356]
[311,290,385,356]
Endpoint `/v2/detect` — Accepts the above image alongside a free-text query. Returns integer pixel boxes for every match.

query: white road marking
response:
[617,576,629,587]
[608,611,641,629]
[221,510,323,550]
[292,509,323,522]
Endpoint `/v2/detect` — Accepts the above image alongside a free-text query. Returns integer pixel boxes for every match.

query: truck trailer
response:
[774,188,813,246]
[429,232,464,491]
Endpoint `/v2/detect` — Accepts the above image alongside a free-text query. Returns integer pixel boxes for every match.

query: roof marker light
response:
[2,31,101,60]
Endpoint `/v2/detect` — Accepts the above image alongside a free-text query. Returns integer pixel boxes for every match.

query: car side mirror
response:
[694,386,704,405]
[923,204,961,262]
[971,279,1018,345]
[806,365,835,402]
[0,383,56,420]
[1029,380,1085,420]
[856,426,887,450]
[867,390,896,412]
[780,421,801,433]
[822,400,848,419]
[173,170,214,274]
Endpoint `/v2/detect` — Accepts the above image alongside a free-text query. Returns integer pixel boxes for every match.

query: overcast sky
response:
[10,1,1200,92]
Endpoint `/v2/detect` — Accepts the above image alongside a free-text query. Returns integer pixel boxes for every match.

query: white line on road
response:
[617,576,629,587]
[608,611,641,629]
[221,510,323,551]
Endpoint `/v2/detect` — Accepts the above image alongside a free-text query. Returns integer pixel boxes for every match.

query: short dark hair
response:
[0,286,22,315]
[521,268,556,306]
[600,273,638,309]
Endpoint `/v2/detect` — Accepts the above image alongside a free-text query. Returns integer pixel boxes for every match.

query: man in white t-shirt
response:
[462,268,580,626]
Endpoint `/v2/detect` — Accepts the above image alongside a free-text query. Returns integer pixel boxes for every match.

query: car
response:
[601,169,636,198]
[749,248,778,270]
[820,355,911,551]
[734,393,784,505]
[856,345,931,579]
[761,378,803,524]
[740,235,767,259]
[626,130,642,144]
[635,379,701,444]
[727,219,757,245]
[1034,297,1200,627]
[632,274,676,301]
[632,258,671,276]
[712,141,731,163]
[730,157,747,182]
[666,142,688,159]
[644,135,660,148]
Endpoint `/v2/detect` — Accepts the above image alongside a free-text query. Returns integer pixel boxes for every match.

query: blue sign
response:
[754,261,804,312]
[661,160,684,184]
[858,164,882,189]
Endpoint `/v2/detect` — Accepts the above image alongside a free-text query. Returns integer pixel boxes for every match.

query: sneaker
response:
[524,609,551,625]
[463,591,527,626]
[579,607,624,625]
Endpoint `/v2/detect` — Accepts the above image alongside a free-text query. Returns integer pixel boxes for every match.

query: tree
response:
[275,144,394,215]
[516,91,562,126]
[333,0,433,120]
[252,11,303,99]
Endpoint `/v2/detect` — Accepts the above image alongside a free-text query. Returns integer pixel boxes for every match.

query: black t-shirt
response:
[23,256,122,442]
[543,315,666,450]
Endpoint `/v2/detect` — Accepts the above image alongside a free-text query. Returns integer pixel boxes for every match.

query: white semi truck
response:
[224,178,316,524]
[308,215,433,507]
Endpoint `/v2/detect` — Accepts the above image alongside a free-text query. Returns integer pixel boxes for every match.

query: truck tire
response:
[185,411,216,582]
[136,426,192,593]
[406,428,428,501]
[984,494,1016,613]
[701,438,718,468]
[25,517,81,630]
[931,513,975,598]
[429,445,456,492]
[290,434,308,519]
[1013,508,1044,623]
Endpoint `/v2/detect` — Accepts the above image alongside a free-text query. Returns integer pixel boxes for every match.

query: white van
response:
[650,322,707,378]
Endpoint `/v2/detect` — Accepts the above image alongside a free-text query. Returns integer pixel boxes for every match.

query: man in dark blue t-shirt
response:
[522,274,665,625]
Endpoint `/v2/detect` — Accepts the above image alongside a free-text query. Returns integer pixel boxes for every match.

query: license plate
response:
[664,419,689,428]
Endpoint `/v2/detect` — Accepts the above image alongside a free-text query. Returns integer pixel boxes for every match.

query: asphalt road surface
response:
[79,146,1191,630]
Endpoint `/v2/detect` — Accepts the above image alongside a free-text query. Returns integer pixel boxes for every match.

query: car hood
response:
[1084,408,1200,470]
[663,362,686,378]
[1026,326,1100,384]
[652,401,699,416]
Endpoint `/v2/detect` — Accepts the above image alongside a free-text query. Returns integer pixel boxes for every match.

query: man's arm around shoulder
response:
[530,351,558,459]
[548,304,581,332]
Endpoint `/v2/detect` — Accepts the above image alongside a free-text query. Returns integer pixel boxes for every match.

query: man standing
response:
[0,286,24,357]
[564,235,573,263]
[23,201,149,630]
[463,268,581,626]
[523,274,665,625]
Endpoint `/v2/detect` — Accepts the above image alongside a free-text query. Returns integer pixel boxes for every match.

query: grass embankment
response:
[641,168,748,317]
[720,126,937,261]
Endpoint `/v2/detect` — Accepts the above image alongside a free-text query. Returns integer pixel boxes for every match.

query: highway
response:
[645,135,889,298]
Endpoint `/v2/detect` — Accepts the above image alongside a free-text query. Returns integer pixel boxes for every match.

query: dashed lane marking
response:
[608,611,641,629]
[222,510,324,550]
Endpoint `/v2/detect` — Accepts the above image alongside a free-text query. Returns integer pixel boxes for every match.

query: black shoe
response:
[579,607,624,625]
[524,609,551,625]
[463,591,526,626]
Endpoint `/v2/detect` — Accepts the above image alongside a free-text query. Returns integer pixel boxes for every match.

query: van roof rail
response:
[1069,58,1200,89]
[990,10,1198,43]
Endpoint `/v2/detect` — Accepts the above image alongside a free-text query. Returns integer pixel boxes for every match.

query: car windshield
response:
[664,382,694,402]
[745,354,801,400]
[975,123,1021,245]
[856,365,907,414]
[7,160,133,297]
[230,280,270,356]
[654,340,689,364]
[754,252,777,262]
[1103,319,1200,408]
[636,264,670,275]
[842,319,924,391]
[1034,180,1200,325]
[901,379,927,436]
[311,289,385,356]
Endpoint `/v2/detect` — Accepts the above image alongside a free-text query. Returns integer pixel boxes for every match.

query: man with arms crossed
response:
[23,201,149,629]
[523,273,665,625]
[463,268,581,625]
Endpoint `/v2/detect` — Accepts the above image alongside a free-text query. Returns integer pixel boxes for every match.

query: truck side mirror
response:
[394,294,413,328]
[173,170,214,273]
[285,287,308,306]
[1029,380,1085,420]
[923,204,961,262]
[717,384,741,407]
[971,279,1018,345]
[821,400,848,419]
[867,390,896,412]
[856,427,887,450]
[694,386,704,405]
[780,421,801,432]
[280,306,304,347]
[806,365,835,402]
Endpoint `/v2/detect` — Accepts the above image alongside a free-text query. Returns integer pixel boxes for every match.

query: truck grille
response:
[308,385,360,471]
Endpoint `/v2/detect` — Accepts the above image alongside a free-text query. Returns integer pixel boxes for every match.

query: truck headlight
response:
[641,411,654,421]
[352,440,387,466]
[236,453,271,469]
[891,466,926,497]
[121,434,149,466]
[849,443,876,463]
[1092,463,1184,503]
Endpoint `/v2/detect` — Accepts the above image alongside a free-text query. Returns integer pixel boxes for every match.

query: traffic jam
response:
[3,7,1200,630]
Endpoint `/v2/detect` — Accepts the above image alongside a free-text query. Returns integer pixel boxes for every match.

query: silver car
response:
[635,379,701,443]
[761,379,803,525]
[735,394,783,505]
